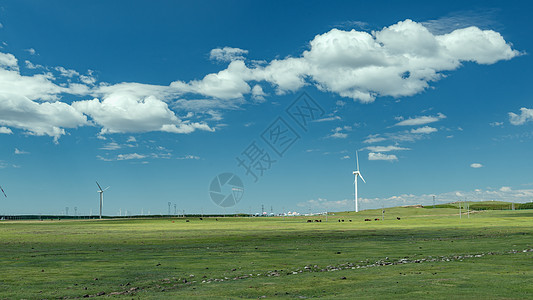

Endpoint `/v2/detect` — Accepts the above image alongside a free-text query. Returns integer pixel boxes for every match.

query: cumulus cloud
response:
[0,19,520,142]
[0,94,88,142]
[209,47,248,62]
[55,66,80,78]
[327,126,351,139]
[72,95,209,135]
[0,126,12,134]
[470,163,483,168]
[499,186,511,192]
[0,53,19,70]
[410,126,438,134]
[368,152,398,161]
[509,108,533,125]
[395,113,446,126]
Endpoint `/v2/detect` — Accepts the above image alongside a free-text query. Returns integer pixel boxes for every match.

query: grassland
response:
[0,206,532,299]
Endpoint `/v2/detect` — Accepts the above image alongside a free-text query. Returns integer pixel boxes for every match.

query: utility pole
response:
[382,203,385,221]
[168,202,171,216]
[261,204,264,216]
[174,204,177,215]
[459,201,462,219]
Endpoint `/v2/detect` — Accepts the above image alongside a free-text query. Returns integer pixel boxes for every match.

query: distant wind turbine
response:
[96,181,110,219]
[353,151,366,212]
[0,185,6,198]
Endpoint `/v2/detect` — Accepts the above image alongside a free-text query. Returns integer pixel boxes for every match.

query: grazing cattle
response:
[338,219,341,222]
[199,218,203,220]
[374,218,380,221]
[397,217,401,220]
[349,220,352,222]
[341,219,345,222]
[186,220,190,222]
[364,219,371,221]
[307,220,313,223]
[319,220,322,222]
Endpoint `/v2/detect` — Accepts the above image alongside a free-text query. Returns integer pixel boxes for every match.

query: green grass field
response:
[1,206,532,299]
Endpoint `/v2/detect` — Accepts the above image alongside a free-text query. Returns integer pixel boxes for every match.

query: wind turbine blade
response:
[0,186,6,198]
[96,181,103,191]
[359,173,366,183]
[356,151,359,171]
[103,186,110,192]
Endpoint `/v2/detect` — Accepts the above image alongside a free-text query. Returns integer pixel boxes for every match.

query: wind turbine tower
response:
[353,151,366,212]
[96,181,110,219]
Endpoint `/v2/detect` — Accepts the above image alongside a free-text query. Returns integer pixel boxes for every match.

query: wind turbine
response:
[0,185,6,198]
[353,151,366,212]
[96,181,110,219]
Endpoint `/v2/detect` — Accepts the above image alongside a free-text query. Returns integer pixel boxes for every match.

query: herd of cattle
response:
[306,217,401,223]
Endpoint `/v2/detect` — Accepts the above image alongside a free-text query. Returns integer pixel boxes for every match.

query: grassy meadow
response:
[0,204,532,299]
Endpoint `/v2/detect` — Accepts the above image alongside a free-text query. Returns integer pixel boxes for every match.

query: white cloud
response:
[24,60,43,70]
[55,66,80,78]
[0,126,12,134]
[0,94,88,142]
[0,19,520,142]
[341,155,350,160]
[251,84,266,102]
[470,163,483,168]
[126,136,136,143]
[0,53,19,71]
[490,121,503,127]
[117,153,145,160]
[499,186,512,192]
[72,95,213,135]
[209,47,249,62]
[509,108,533,125]
[363,134,387,144]
[410,126,438,134]
[25,48,36,55]
[327,126,351,139]
[368,152,398,161]
[314,115,341,122]
[395,113,446,126]
[100,142,121,150]
[176,155,200,160]
[14,148,29,154]
[365,145,410,152]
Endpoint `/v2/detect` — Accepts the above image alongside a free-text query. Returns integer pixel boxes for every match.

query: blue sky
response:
[1,0,532,215]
